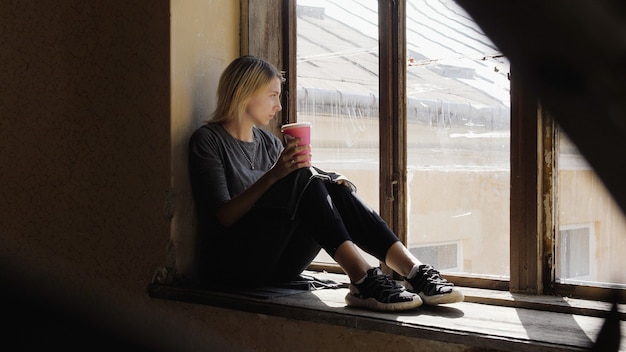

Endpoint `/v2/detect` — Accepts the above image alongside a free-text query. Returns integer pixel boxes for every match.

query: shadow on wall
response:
[155,67,217,287]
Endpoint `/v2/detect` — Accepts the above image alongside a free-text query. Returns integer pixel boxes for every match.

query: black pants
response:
[223,169,400,286]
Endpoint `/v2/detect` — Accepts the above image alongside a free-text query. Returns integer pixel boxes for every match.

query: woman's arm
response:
[215,138,311,227]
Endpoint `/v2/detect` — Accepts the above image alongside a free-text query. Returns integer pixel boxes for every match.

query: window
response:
[296,0,381,267]
[405,0,510,280]
[296,0,511,284]
[244,0,626,301]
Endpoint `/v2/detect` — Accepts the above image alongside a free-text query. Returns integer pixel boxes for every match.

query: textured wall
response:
[1,0,170,287]
[0,0,174,345]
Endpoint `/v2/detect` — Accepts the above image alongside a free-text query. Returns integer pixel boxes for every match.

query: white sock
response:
[354,272,368,284]
[407,264,421,279]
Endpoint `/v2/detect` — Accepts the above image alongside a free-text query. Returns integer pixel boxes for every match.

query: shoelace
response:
[414,266,454,295]
[422,267,451,284]
[361,274,408,301]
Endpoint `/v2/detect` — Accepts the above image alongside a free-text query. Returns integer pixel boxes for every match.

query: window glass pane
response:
[557,130,626,288]
[405,0,510,278]
[297,0,380,266]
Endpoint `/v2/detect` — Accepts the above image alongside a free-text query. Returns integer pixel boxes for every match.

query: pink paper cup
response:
[281,122,311,162]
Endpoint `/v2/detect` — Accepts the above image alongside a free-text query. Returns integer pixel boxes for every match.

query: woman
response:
[189,55,463,312]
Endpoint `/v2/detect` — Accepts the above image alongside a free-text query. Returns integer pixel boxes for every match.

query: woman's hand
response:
[336,179,351,188]
[216,137,311,227]
[269,137,312,180]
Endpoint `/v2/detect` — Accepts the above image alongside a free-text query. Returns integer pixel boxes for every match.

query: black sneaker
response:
[345,267,422,311]
[403,264,464,305]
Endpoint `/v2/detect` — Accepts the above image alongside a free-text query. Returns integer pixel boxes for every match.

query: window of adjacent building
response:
[409,242,460,271]
[557,225,593,281]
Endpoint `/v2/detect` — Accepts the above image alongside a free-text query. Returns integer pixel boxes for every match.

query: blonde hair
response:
[209,56,285,124]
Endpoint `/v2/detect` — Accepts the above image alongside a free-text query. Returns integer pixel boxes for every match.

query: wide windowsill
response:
[148,271,625,351]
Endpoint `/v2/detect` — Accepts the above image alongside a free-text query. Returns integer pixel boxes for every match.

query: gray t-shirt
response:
[189,123,284,215]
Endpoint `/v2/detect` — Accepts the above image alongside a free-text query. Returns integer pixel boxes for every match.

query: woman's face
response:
[244,77,282,126]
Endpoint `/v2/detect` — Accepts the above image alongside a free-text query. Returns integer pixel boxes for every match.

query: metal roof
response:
[296,0,510,126]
